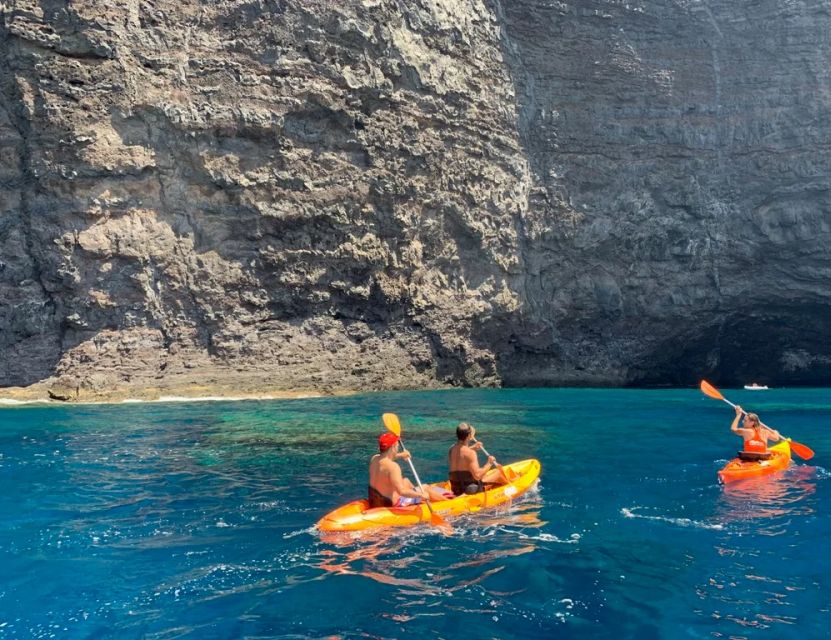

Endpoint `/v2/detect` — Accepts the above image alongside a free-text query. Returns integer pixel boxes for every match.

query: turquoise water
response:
[1,388,830,639]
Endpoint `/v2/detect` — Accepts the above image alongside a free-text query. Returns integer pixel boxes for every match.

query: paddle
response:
[699,380,815,460]
[381,413,451,530]
[470,438,517,482]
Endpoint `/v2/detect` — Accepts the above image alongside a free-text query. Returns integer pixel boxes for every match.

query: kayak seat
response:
[449,470,484,496]
[737,451,773,462]
[464,482,505,495]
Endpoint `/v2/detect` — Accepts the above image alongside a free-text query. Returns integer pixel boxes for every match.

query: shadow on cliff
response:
[478,0,831,388]
[627,304,831,387]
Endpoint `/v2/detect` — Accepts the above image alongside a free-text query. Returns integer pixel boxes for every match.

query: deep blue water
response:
[1,388,830,639]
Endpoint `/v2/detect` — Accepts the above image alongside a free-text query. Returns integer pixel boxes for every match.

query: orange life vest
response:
[743,426,767,453]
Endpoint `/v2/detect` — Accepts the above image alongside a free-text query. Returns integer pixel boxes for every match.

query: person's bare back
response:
[369,454,407,504]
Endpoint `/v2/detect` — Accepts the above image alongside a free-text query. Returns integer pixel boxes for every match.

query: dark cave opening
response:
[628,304,831,388]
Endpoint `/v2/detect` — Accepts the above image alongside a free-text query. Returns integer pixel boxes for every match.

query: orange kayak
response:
[317,458,541,532]
[718,440,791,483]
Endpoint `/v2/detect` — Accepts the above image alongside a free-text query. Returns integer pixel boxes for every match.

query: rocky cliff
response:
[2,0,831,401]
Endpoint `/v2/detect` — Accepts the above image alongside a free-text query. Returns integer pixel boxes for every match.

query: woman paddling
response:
[731,405,784,459]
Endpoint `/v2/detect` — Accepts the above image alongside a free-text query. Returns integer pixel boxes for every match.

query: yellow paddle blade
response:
[381,413,401,437]
[700,380,725,401]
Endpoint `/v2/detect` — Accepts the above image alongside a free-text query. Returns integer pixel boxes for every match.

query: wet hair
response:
[456,422,472,441]
[746,413,760,425]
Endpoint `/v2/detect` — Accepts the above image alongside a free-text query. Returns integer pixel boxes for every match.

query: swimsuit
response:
[368,485,394,508]
[448,470,484,496]
[744,426,767,453]
[368,485,422,508]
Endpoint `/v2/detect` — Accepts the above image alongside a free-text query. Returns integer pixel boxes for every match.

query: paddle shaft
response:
[471,439,514,481]
[474,441,495,460]
[475,442,506,471]
[398,437,443,521]
[702,380,766,426]
[700,380,814,460]
[399,438,427,490]
[381,412,451,529]
[719,397,782,439]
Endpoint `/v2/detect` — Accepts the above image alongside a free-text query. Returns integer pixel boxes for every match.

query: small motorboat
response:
[743,383,769,390]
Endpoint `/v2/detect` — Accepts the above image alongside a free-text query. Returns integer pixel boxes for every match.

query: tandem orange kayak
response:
[718,440,791,484]
[317,458,541,532]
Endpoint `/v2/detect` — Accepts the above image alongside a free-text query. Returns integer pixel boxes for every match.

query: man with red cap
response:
[368,432,449,508]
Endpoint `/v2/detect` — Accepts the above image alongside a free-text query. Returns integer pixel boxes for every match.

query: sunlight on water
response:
[1,388,829,638]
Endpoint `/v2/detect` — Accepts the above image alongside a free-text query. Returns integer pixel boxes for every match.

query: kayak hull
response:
[718,440,791,483]
[317,458,541,532]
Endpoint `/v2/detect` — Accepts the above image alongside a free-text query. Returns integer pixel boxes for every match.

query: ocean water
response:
[0,388,829,639]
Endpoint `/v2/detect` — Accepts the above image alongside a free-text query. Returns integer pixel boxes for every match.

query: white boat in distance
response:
[743,383,769,390]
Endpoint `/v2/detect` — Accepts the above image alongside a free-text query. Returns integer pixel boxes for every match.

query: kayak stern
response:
[718,440,792,484]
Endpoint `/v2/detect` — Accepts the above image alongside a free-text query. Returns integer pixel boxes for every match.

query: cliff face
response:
[492,0,831,386]
[1,0,831,400]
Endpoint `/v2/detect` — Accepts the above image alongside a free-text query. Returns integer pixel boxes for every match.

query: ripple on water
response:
[1,388,829,639]
[620,507,727,531]
[303,497,589,633]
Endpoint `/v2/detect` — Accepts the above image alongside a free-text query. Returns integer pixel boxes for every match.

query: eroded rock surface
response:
[1,0,830,400]
[492,0,831,386]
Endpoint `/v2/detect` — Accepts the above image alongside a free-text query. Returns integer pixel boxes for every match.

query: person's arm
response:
[389,462,427,499]
[464,447,496,481]
[731,406,745,434]
[763,425,784,441]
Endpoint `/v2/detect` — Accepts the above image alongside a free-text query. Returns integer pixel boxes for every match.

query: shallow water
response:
[1,388,829,638]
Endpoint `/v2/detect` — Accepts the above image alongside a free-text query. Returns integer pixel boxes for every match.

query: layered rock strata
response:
[1,0,830,401]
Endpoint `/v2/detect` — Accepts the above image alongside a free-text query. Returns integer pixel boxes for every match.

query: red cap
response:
[378,432,399,452]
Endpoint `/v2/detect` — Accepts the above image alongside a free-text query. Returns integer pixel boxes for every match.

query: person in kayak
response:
[368,433,449,508]
[448,422,507,495]
[731,405,784,459]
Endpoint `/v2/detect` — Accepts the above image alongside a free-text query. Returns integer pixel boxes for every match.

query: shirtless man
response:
[368,433,448,508]
[731,405,783,456]
[447,423,507,496]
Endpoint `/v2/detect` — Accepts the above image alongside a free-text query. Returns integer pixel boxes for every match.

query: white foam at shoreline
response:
[151,394,321,403]
[117,393,322,405]
[155,395,271,403]
[0,393,323,408]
